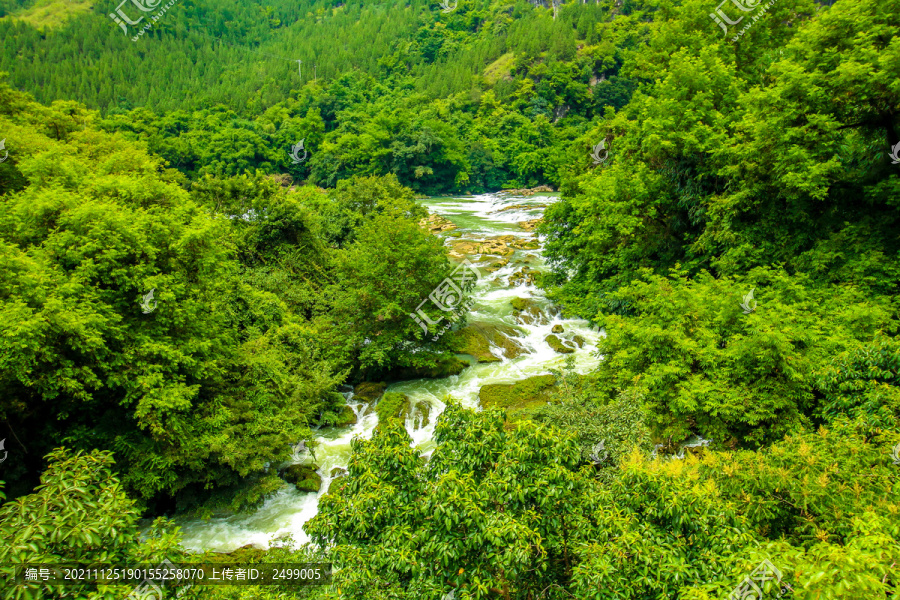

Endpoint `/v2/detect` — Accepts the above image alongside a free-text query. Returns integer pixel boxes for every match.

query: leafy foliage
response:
[308,404,900,599]
[0,448,183,600]
[584,268,897,446]
[1,0,899,598]
[0,77,458,508]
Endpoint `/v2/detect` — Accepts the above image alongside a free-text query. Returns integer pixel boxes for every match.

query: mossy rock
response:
[479,374,557,429]
[376,392,433,429]
[449,238,513,257]
[445,327,501,363]
[447,231,463,238]
[280,464,322,493]
[511,297,533,311]
[411,401,431,429]
[354,381,387,402]
[333,405,358,427]
[376,392,411,422]
[420,213,457,234]
[330,467,348,479]
[484,258,509,273]
[572,335,586,348]
[511,297,547,326]
[383,355,469,381]
[545,334,575,354]
[490,324,528,359]
[509,267,536,287]
[223,544,266,562]
[551,324,564,334]
[445,324,526,362]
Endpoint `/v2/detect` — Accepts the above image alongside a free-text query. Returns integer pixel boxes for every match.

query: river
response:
[177,192,602,552]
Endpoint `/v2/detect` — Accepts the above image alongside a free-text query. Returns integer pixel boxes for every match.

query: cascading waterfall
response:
[176,192,603,552]
[348,400,369,421]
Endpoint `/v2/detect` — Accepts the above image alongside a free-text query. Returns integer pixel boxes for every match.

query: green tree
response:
[585,268,896,446]
[0,449,183,600]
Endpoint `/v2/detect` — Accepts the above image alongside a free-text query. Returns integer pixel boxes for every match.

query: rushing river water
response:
[177,192,602,552]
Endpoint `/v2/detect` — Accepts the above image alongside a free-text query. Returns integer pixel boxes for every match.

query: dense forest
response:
[0,0,899,596]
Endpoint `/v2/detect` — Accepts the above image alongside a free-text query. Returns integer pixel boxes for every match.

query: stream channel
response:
[177,192,603,553]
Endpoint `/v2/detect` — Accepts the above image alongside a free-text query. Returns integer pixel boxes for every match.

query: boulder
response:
[445,324,527,362]
[551,324,564,334]
[333,404,357,427]
[448,235,538,259]
[545,334,575,354]
[382,355,469,381]
[498,185,554,197]
[445,326,500,362]
[375,393,430,429]
[479,374,557,429]
[409,401,431,430]
[225,543,267,561]
[280,464,322,493]
[330,467,348,479]
[484,258,509,273]
[509,237,540,251]
[449,238,510,257]
[420,213,457,234]
[491,203,549,213]
[509,267,537,287]
[519,218,542,231]
[511,297,547,326]
[375,392,411,422]
[353,381,387,403]
[572,335,586,348]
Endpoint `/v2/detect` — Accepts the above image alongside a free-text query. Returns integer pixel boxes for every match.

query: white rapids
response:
[176,192,602,552]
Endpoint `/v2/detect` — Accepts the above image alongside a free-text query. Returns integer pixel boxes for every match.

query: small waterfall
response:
[349,402,368,420]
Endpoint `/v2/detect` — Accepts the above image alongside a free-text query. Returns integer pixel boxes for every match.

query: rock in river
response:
[479,374,557,429]
[545,334,575,354]
[445,323,527,362]
[280,464,322,493]
[354,381,387,403]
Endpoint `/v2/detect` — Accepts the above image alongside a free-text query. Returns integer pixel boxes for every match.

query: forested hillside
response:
[1,0,899,597]
[1,0,634,193]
